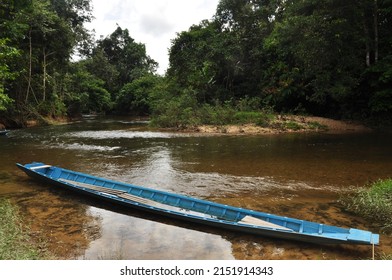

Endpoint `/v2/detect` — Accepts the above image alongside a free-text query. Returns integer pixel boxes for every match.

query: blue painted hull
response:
[16,162,379,246]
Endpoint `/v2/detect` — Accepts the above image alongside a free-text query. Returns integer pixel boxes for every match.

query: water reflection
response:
[80,207,234,260]
[6,181,102,259]
[1,117,391,259]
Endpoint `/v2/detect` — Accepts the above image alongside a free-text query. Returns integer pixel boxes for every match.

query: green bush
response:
[340,179,392,233]
[199,103,236,125]
[150,90,201,128]
[233,112,261,124]
[284,121,304,131]
[307,121,328,130]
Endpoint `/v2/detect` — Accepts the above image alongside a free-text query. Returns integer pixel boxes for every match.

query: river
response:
[1,116,391,259]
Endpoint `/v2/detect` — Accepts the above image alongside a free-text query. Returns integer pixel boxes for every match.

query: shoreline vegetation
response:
[340,179,392,234]
[178,115,372,135]
[148,103,374,135]
[1,113,373,136]
[340,179,392,260]
[2,1,391,134]
[0,198,49,260]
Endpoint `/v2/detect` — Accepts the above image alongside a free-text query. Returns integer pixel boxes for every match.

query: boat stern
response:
[347,228,379,245]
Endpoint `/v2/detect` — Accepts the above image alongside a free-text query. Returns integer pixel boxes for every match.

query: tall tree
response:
[93,26,158,96]
[0,0,93,124]
[263,0,367,114]
[167,0,284,103]
[0,39,19,111]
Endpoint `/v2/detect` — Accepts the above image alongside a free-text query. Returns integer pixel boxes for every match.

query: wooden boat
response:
[17,162,379,246]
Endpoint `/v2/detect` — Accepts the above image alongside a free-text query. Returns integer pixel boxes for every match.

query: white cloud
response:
[86,0,220,74]
[139,13,174,37]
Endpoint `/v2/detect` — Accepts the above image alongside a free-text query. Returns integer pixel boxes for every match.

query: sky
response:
[86,0,220,74]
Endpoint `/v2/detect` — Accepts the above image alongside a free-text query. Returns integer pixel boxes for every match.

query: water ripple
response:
[66,130,191,139]
[57,143,121,152]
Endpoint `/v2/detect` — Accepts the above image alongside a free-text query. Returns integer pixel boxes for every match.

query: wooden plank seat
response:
[30,165,52,170]
[239,215,291,231]
[59,178,126,195]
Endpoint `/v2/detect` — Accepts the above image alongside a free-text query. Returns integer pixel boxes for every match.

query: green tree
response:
[84,48,119,97]
[95,26,158,95]
[168,20,223,102]
[64,62,112,114]
[0,39,19,111]
[167,1,283,104]
[1,0,93,125]
[115,74,162,115]
[363,0,392,121]
[264,0,367,114]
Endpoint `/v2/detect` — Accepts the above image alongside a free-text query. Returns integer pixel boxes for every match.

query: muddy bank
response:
[191,116,372,135]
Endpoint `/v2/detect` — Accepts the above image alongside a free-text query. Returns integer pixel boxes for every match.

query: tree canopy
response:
[167,0,392,121]
[1,0,391,127]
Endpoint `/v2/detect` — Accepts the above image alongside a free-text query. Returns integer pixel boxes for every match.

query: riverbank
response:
[0,115,75,130]
[0,198,49,259]
[2,113,373,135]
[184,115,372,135]
[340,179,392,234]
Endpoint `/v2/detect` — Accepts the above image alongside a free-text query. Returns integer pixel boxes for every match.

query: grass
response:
[150,94,333,133]
[0,198,48,259]
[378,253,392,260]
[283,121,304,131]
[307,121,328,130]
[340,179,392,233]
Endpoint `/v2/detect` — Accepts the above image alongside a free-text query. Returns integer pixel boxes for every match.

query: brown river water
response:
[1,116,391,259]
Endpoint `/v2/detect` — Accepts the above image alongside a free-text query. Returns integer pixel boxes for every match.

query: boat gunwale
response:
[16,162,380,246]
[35,164,297,233]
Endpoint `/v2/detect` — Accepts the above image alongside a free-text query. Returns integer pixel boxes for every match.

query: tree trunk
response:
[43,48,46,102]
[42,49,54,102]
[373,0,379,63]
[25,28,32,103]
[363,21,371,67]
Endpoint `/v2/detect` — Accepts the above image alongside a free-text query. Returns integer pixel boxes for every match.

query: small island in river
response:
[178,115,372,135]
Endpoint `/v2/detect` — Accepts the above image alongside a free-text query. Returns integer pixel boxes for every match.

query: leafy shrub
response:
[340,179,392,233]
[284,121,304,131]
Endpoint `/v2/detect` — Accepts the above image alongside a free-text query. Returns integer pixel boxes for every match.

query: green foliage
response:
[340,179,392,233]
[307,121,328,130]
[65,63,112,114]
[2,0,392,125]
[261,0,365,114]
[367,56,392,115]
[199,103,236,125]
[0,0,93,125]
[0,94,12,112]
[95,26,158,95]
[0,38,19,111]
[116,75,160,115]
[231,110,274,127]
[164,0,392,123]
[283,121,304,131]
[150,94,276,128]
[150,89,201,128]
[37,97,67,117]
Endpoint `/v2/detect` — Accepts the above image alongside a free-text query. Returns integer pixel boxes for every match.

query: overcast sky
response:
[86,0,220,74]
